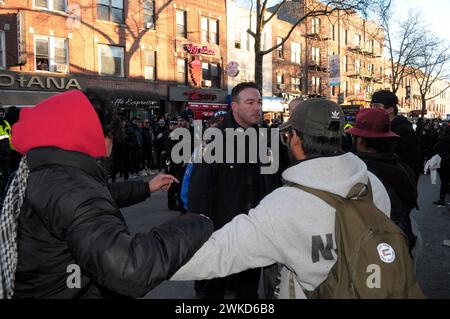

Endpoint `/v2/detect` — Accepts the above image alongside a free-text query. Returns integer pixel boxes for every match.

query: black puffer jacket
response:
[391,115,422,182]
[356,151,418,250]
[13,147,213,299]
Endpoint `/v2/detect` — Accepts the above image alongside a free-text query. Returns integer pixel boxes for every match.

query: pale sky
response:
[395,0,450,47]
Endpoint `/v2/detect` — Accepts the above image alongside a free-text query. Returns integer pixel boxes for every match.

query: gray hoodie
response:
[171,152,391,298]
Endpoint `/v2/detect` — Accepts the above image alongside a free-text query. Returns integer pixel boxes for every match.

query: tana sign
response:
[0,73,81,90]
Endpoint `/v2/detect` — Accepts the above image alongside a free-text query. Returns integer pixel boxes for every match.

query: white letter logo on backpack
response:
[377,243,396,263]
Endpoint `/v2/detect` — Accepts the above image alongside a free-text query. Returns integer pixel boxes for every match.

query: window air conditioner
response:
[202,80,212,87]
[53,64,68,73]
[146,22,155,29]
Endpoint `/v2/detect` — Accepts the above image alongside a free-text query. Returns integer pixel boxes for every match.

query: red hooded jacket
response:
[12,90,107,158]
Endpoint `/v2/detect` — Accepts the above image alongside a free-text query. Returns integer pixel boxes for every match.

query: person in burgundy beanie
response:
[348,108,419,252]
[0,89,212,299]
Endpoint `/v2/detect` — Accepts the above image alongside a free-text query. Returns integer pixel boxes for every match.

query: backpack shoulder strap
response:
[282,178,371,210]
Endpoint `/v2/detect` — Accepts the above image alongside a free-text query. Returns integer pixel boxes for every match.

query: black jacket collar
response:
[27,147,107,184]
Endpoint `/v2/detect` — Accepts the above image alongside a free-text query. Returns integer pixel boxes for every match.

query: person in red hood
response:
[0,89,213,299]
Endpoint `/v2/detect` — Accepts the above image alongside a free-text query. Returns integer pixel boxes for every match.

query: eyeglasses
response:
[280,131,291,146]
[370,103,385,109]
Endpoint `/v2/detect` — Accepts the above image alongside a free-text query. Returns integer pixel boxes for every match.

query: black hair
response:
[83,89,123,141]
[371,90,399,115]
[5,106,20,125]
[293,129,342,157]
[360,137,394,153]
[231,82,259,102]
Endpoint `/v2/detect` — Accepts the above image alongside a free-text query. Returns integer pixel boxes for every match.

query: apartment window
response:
[312,18,320,34]
[276,37,283,59]
[368,63,373,75]
[312,76,320,93]
[344,30,348,45]
[355,59,361,74]
[369,39,374,53]
[354,82,361,94]
[343,81,348,97]
[291,42,301,63]
[0,31,5,69]
[34,0,66,12]
[276,74,284,90]
[234,31,241,49]
[143,0,155,29]
[176,10,186,38]
[97,0,124,24]
[332,86,336,96]
[312,47,320,64]
[202,62,220,87]
[201,17,219,44]
[291,77,301,91]
[343,55,347,72]
[144,51,156,80]
[176,58,187,84]
[35,36,68,73]
[354,34,362,47]
[98,44,124,77]
[329,24,335,41]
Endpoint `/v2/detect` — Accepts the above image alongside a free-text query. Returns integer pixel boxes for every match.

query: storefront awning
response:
[0,89,59,106]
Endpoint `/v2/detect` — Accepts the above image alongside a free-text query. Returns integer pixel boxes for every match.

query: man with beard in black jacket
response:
[187,82,274,299]
[348,108,418,251]
[1,89,213,299]
[370,90,422,183]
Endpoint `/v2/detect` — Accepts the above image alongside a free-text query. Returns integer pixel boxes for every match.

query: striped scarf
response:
[0,157,29,299]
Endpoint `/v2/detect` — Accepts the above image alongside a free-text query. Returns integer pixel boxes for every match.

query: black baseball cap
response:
[279,98,344,139]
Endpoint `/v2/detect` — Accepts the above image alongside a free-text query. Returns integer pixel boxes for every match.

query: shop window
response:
[35,36,68,73]
[98,44,124,77]
[144,51,156,80]
[177,58,187,85]
[143,0,155,29]
[0,31,5,69]
[202,62,220,88]
[34,0,66,12]
[201,17,219,44]
[176,10,187,38]
[291,41,301,63]
[97,0,124,24]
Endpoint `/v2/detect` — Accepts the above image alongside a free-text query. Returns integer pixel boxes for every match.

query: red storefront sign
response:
[184,43,215,56]
[184,90,217,101]
[187,102,228,120]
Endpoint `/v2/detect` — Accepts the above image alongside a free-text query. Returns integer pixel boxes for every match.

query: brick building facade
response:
[0,0,228,118]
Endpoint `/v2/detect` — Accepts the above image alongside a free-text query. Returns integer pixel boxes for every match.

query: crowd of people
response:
[0,83,449,299]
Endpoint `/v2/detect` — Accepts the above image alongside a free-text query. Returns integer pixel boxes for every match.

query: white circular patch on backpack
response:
[377,243,396,263]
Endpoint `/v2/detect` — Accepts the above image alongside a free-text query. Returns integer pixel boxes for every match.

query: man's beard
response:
[287,145,295,163]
